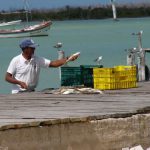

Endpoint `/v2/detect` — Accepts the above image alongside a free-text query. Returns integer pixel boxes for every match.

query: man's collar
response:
[20,53,34,63]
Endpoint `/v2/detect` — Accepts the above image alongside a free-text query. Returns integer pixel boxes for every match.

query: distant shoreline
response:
[0,3,150,21]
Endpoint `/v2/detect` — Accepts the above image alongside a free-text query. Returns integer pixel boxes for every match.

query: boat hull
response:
[0,21,52,38]
[0,20,22,27]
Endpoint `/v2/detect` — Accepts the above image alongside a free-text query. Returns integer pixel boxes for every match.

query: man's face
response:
[23,47,35,59]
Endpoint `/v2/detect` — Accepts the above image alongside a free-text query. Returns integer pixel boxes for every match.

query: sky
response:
[0,0,149,11]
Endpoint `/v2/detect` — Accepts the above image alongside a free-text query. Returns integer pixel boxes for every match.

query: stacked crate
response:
[61,65,101,87]
[80,65,102,88]
[114,65,137,89]
[93,66,137,90]
[61,65,137,90]
[61,66,82,86]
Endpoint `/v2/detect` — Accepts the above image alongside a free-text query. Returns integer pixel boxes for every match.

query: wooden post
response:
[137,31,145,81]
[126,48,137,66]
[138,51,145,81]
[58,50,65,86]
[58,50,65,60]
[127,53,135,66]
[131,31,145,81]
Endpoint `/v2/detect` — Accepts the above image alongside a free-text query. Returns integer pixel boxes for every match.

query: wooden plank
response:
[0,82,150,128]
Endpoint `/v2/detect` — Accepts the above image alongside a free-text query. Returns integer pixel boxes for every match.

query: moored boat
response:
[0,20,22,27]
[0,20,52,38]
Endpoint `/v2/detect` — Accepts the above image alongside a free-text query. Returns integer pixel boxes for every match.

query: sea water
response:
[1,17,150,94]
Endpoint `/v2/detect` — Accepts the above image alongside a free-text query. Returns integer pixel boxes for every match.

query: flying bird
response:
[53,42,62,50]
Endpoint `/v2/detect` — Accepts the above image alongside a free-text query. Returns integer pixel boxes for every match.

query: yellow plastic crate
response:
[94,81,137,90]
[94,75,136,83]
[118,75,136,82]
[119,81,137,89]
[114,65,136,71]
[94,66,136,77]
[94,77,116,83]
[93,68,116,77]
[114,66,136,76]
[119,81,128,89]
[94,82,117,90]
[93,66,137,90]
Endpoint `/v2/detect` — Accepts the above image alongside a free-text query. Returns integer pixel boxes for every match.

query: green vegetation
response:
[0,4,150,21]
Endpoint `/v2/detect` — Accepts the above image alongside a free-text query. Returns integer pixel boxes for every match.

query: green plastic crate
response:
[80,65,102,88]
[61,66,82,86]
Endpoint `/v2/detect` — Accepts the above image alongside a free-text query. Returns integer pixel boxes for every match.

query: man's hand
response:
[19,81,28,89]
[66,52,80,62]
[5,73,27,89]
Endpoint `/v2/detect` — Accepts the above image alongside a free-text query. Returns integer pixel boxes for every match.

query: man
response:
[5,38,79,94]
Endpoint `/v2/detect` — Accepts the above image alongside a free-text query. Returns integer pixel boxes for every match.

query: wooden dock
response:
[0,81,150,129]
[0,81,150,150]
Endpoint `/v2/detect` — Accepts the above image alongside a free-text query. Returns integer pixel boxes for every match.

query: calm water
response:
[1,17,150,94]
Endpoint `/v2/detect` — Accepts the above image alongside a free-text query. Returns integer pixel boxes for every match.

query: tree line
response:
[0,4,150,21]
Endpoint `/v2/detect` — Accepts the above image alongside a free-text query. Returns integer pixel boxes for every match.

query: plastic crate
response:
[114,65,136,71]
[61,66,82,86]
[94,82,117,90]
[93,66,137,90]
[94,77,116,83]
[80,65,101,87]
[93,68,116,78]
[94,81,137,90]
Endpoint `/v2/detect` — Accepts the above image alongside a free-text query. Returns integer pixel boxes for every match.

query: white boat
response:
[0,20,22,27]
[0,20,52,38]
[0,0,52,38]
